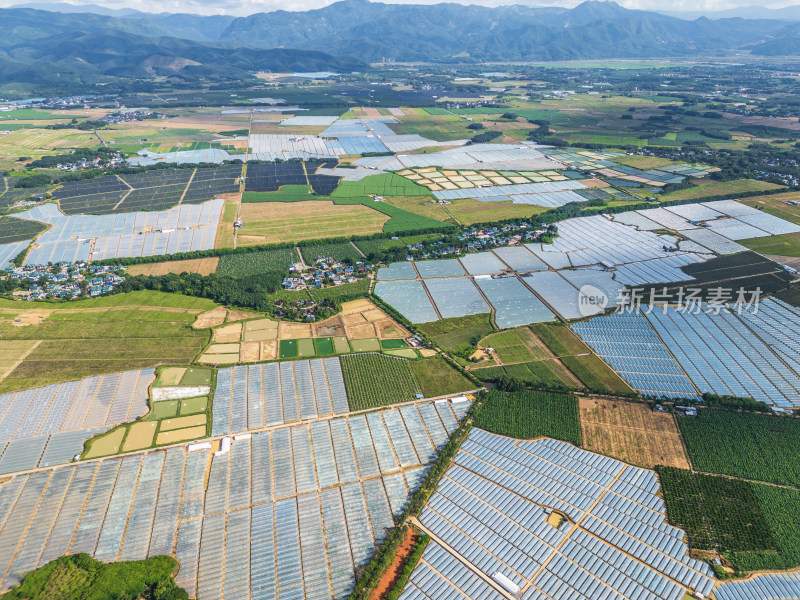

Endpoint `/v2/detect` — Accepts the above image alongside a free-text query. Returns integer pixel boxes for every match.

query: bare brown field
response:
[127,257,219,277]
[213,323,242,343]
[193,307,228,329]
[195,299,406,364]
[228,310,262,322]
[121,111,250,132]
[579,396,690,469]
[612,155,677,169]
[580,178,611,188]
[237,201,388,245]
[723,112,800,131]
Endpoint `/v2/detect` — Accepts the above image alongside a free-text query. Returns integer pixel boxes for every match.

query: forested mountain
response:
[0,8,364,86]
[219,0,788,61]
[1,0,799,88]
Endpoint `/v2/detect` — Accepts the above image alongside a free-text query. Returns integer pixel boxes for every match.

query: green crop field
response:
[417,313,495,353]
[658,468,775,555]
[473,389,582,444]
[314,337,334,355]
[738,484,800,571]
[217,248,299,278]
[0,290,218,311]
[299,241,363,263]
[409,356,475,398]
[677,409,800,487]
[0,215,47,244]
[280,339,297,359]
[353,236,404,258]
[309,278,370,303]
[333,195,451,233]
[241,185,312,203]
[531,323,632,394]
[491,360,577,390]
[387,114,476,141]
[336,174,432,197]
[340,353,421,410]
[0,306,209,393]
[2,554,187,600]
[740,232,800,257]
[659,179,784,201]
[0,109,76,120]
[658,467,800,571]
[484,328,550,364]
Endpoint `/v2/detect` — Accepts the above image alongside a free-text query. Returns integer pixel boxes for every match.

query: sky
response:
[2,0,797,16]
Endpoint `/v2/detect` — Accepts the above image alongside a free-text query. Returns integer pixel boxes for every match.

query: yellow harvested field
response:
[242,327,278,342]
[279,322,313,339]
[261,340,278,360]
[126,257,219,276]
[341,299,375,314]
[240,341,260,362]
[194,307,228,328]
[198,353,239,364]
[237,201,388,245]
[347,322,378,339]
[245,318,279,331]
[122,421,157,452]
[158,367,186,386]
[579,397,690,469]
[205,343,240,353]
[160,414,207,432]
[362,308,388,322]
[156,425,208,445]
[214,323,242,343]
[85,427,126,459]
[227,310,262,322]
[376,318,409,339]
[243,328,277,342]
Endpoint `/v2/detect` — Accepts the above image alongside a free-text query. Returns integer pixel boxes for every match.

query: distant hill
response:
[0,9,365,86]
[218,0,789,61]
[746,24,800,56]
[2,0,800,89]
[660,5,800,22]
[11,2,145,16]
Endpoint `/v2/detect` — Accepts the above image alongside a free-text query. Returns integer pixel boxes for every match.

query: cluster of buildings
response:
[100,110,167,125]
[402,223,557,261]
[56,152,125,171]
[282,257,369,290]
[8,264,125,300]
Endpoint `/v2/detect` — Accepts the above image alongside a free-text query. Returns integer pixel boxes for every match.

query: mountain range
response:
[1,0,800,89]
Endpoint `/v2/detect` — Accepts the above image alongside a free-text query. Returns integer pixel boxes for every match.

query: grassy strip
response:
[410,356,477,398]
[417,313,495,356]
